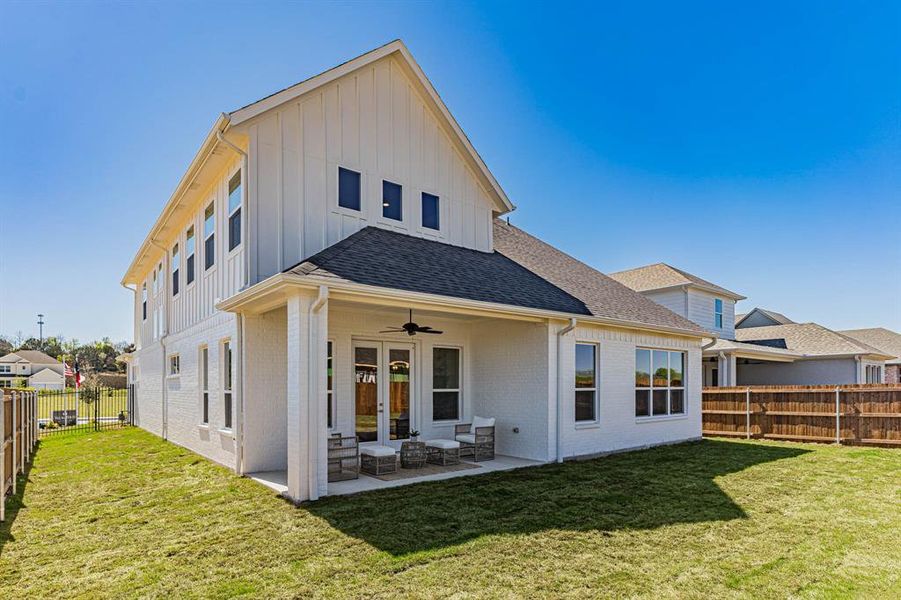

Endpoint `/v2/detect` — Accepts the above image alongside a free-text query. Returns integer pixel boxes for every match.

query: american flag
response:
[63,360,84,388]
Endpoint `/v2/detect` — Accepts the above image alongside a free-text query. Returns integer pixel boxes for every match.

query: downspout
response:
[150,238,169,439]
[556,318,577,463]
[307,286,329,501]
[235,312,245,475]
[216,129,250,290]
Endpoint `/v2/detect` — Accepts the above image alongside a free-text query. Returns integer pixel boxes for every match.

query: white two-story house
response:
[0,350,65,390]
[610,264,891,386]
[121,41,710,503]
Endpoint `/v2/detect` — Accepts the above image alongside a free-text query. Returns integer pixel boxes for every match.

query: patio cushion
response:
[470,416,495,434]
[359,445,396,457]
[455,433,476,444]
[425,439,460,450]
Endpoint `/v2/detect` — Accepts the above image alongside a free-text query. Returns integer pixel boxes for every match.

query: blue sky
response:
[1,1,898,342]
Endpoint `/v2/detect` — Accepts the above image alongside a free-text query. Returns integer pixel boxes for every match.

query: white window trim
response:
[431,345,463,424]
[221,339,233,432]
[199,345,209,427]
[635,347,686,419]
[334,165,363,217]
[203,200,216,273]
[226,168,243,257]
[168,353,180,378]
[714,298,724,329]
[185,224,196,289]
[379,179,404,225]
[418,190,442,235]
[574,342,600,426]
[171,242,180,298]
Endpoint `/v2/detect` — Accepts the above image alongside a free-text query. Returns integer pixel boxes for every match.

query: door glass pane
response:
[388,349,410,440]
[355,347,378,443]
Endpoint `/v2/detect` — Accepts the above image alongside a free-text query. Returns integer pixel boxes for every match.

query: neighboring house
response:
[0,350,65,390]
[837,328,901,384]
[120,40,710,503]
[611,266,892,386]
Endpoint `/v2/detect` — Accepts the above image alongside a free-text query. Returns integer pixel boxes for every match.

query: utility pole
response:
[37,314,45,346]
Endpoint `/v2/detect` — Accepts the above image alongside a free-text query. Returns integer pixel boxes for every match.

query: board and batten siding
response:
[136,155,245,348]
[245,55,497,284]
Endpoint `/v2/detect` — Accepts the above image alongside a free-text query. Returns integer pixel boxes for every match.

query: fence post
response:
[11,391,16,495]
[745,387,751,439]
[0,389,5,523]
[835,387,841,445]
[94,388,99,432]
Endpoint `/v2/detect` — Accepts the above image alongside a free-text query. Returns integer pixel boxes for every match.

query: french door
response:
[353,341,414,447]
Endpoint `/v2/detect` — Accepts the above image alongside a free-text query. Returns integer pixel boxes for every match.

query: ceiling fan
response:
[380,309,444,336]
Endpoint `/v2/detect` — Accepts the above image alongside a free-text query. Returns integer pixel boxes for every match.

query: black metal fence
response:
[38,385,133,437]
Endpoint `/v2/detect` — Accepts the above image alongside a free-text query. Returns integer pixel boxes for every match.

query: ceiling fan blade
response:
[418,329,443,334]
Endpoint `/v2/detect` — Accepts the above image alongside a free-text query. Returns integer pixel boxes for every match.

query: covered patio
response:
[702,339,801,386]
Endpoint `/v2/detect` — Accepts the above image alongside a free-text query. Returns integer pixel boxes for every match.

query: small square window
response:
[421,192,440,230]
[169,354,180,376]
[382,180,402,221]
[338,167,361,211]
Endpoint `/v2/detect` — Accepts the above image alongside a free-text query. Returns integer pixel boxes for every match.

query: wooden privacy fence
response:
[702,384,901,447]
[1,389,38,522]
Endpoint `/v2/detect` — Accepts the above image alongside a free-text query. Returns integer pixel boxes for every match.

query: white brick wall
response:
[559,325,702,459]
[243,308,288,472]
[133,311,239,469]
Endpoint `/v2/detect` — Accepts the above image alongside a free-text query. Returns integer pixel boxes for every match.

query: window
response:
[141,283,147,321]
[326,341,334,429]
[432,347,460,421]
[382,180,402,221]
[228,171,242,251]
[185,226,195,285]
[223,341,233,430]
[575,343,598,422]
[204,203,215,270]
[168,354,180,376]
[635,349,685,417]
[714,298,724,329]
[171,243,180,296]
[0,365,10,373]
[338,167,361,211]
[421,192,440,230]
[200,346,209,424]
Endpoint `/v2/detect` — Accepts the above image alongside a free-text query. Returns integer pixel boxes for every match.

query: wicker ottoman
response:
[360,445,397,476]
[425,439,461,466]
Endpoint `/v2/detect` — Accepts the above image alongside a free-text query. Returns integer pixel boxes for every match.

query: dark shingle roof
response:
[286,222,707,335]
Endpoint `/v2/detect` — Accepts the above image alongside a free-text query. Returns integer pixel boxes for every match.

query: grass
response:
[1,429,899,599]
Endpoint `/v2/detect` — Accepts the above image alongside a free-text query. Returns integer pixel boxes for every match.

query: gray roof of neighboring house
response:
[607,263,745,300]
[704,338,802,358]
[0,350,60,364]
[735,323,892,358]
[286,222,707,335]
[735,307,795,327]
[837,328,901,364]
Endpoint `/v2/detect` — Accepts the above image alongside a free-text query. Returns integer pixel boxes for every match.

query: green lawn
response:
[1,429,899,599]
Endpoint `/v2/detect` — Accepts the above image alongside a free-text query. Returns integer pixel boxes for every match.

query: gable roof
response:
[29,367,64,382]
[735,323,893,358]
[837,328,901,364]
[283,222,707,336]
[0,350,60,365]
[735,307,795,328]
[122,40,514,286]
[229,39,513,215]
[608,263,745,300]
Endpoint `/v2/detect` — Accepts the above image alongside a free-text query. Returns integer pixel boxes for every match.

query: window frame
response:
[221,339,233,431]
[574,342,600,424]
[421,191,440,231]
[337,166,362,212]
[171,242,180,297]
[199,345,209,426]
[204,202,216,271]
[431,345,462,423]
[326,340,335,430]
[168,353,180,377]
[227,170,242,253]
[185,225,196,286]
[635,347,686,419]
[141,283,147,321]
[381,179,403,222]
[714,298,724,329]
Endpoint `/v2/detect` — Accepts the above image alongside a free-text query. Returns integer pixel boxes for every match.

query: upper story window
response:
[635,349,685,417]
[714,298,724,329]
[156,263,163,295]
[204,203,215,270]
[382,180,402,221]
[575,343,599,422]
[171,243,180,297]
[422,192,440,231]
[185,226,195,285]
[338,167,361,211]
[141,283,147,321]
[228,171,242,251]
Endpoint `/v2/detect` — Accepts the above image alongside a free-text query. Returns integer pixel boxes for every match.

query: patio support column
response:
[285,287,329,504]
[728,354,738,386]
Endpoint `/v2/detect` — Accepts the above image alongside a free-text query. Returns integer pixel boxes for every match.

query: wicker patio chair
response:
[454,417,495,461]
